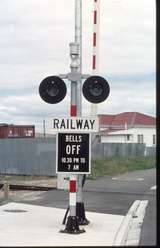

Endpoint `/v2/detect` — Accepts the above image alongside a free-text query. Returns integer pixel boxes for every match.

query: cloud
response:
[97,74,156,117]
[0,0,156,133]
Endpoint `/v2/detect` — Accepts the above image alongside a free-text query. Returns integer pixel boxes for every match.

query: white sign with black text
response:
[52,117,99,132]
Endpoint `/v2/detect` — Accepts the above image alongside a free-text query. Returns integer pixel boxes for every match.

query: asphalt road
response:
[13,168,156,246]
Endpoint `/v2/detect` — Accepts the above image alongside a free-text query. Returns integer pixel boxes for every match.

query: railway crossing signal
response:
[39,46,110,234]
[39,75,109,105]
[38,0,110,235]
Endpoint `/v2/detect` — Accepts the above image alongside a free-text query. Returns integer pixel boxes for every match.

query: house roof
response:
[99,112,156,128]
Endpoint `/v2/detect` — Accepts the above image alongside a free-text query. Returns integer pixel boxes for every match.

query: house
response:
[98,112,156,147]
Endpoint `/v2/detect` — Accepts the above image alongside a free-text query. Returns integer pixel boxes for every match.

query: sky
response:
[0,0,156,133]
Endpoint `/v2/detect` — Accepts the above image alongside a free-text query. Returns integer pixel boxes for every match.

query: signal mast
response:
[91,0,101,117]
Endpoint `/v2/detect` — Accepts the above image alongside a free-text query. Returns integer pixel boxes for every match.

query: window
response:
[137,134,144,143]
[153,134,156,145]
[141,135,144,143]
[126,134,130,141]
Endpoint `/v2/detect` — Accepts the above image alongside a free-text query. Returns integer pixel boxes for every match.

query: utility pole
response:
[60,41,85,233]
[74,0,89,226]
[75,0,82,117]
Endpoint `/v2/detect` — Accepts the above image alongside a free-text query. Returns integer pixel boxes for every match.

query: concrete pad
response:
[125,200,148,246]
[0,202,124,246]
[113,200,148,246]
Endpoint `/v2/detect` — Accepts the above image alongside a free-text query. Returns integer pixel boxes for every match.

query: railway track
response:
[0,183,56,191]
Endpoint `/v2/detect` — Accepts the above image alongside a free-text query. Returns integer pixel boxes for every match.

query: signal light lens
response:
[39,76,67,104]
[82,76,110,103]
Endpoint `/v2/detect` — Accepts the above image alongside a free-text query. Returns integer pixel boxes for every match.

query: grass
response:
[88,156,156,180]
[0,157,156,182]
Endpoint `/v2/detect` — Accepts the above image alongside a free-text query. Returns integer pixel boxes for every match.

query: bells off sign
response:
[56,132,91,174]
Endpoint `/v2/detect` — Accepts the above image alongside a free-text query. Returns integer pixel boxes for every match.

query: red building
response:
[0,124,35,138]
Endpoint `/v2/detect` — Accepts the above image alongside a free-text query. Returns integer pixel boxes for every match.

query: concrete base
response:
[0,202,124,246]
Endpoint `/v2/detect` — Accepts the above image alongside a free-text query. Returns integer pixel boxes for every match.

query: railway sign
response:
[56,132,91,174]
[53,117,99,132]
